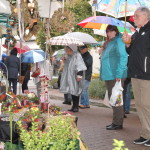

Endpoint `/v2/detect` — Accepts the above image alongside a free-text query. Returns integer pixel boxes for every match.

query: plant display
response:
[112,139,129,150]
[17,115,79,150]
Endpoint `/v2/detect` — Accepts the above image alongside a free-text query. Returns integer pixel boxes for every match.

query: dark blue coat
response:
[5,55,20,79]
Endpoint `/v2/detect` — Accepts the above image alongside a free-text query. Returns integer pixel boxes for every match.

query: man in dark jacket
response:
[123,7,150,147]
[5,48,20,95]
[79,45,93,109]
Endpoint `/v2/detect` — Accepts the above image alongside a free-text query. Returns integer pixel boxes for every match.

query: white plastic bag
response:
[109,81,123,107]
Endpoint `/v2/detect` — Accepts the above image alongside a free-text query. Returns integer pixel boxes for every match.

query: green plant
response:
[112,139,129,150]
[36,23,46,51]
[88,79,106,99]
[17,115,79,150]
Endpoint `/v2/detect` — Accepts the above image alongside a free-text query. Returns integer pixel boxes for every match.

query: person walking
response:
[79,45,93,109]
[100,25,128,130]
[21,63,31,93]
[123,7,150,147]
[5,48,20,95]
[60,45,87,112]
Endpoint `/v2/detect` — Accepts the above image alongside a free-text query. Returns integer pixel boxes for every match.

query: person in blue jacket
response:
[100,25,128,130]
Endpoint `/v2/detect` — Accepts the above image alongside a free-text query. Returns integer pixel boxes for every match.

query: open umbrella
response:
[21,50,44,63]
[32,49,47,58]
[92,0,150,18]
[65,32,98,44]
[93,20,135,37]
[78,16,134,33]
[2,42,31,54]
[48,35,84,46]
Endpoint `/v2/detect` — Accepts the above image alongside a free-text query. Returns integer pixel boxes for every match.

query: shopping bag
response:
[18,76,25,84]
[103,90,111,108]
[109,81,123,107]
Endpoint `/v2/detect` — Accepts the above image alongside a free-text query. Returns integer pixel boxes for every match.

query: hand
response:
[98,47,104,55]
[122,32,131,46]
[76,77,82,82]
[116,78,121,81]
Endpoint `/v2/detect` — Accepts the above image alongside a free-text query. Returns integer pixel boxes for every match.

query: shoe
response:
[68,107,74,112]
[124,115,127,118]
[134,137,149,145]
[63,101,71,105]
[106,123,113,128]
[79,105,86,109]
[86,105,90,108]
[106,124,123,130]
[72,108,79,112]
[125,111,130,114]
[144,140,150,146]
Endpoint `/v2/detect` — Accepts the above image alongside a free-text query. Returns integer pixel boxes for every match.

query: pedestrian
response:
[21,63,31,93]
[79,45,93,109]
[122,7,150,146]
[100,25,128,130]
[5,48,20,95]
[60,45,87,112]
[0,54,7,76]
[58,59,72,105]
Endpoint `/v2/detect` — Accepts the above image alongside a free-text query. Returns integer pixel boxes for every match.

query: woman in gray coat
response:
[60,45,87,112]
[5,48,20,95]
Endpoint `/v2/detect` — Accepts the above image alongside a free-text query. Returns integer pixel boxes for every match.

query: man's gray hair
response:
[136,7,150,20]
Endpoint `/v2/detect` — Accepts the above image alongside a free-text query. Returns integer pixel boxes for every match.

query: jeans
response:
[8,78,17,95]
[125,82,131,112]
[80,80,90,106]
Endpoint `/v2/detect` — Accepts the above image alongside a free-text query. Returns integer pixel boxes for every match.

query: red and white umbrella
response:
[3,41,31,54]
[48,35,84,46]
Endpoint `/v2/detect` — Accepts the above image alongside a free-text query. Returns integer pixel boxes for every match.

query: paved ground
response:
[20,80,149,150]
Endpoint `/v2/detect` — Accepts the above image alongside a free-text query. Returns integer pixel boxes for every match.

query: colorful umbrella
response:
[78,16,134,33]
[65,32,98,44]
[92,0,150,18]
[48,35,84,46]
[21,51,44,63]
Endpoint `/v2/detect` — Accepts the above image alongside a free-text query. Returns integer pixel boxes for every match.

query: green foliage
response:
[36,23,46,51]
[88,79,106,99]
[112,139,129,150]
[17,116,79,150]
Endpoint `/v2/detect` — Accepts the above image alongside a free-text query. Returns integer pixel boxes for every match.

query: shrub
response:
[88,79,106,99]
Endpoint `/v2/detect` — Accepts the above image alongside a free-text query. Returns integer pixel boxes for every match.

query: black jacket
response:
[21,63,30,81]
[5,55,20,79]
[127,21,150,80]
[81,51,93,81]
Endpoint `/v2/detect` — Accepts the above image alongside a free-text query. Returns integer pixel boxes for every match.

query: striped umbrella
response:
[48,35,84,46]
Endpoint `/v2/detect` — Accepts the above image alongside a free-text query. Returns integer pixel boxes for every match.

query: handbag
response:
[31,63,40,78]
[18,76,25,84]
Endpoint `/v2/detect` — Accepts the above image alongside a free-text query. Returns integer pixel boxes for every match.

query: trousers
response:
[105,80,124,125]
[132,78,150,139]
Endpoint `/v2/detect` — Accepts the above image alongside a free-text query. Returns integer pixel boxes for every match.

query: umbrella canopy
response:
[92,0,150,18]
[65,32,98,44]
[21,50,45,63]
[78,16,134,33]
[52,49,65,60]
[15,42,31,54]
[93,20,135,37]
[49,35,84,46]
[32,49,48,58]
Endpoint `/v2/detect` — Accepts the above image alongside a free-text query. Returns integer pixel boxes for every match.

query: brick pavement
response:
[23,80,149,150]
[50,99,149,150]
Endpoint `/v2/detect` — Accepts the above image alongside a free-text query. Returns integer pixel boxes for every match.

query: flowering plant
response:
[27,92,39,104]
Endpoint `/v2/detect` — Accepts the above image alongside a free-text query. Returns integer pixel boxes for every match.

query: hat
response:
[80,45,88,49]
[2,54,7,61]
[68,45,78,51]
